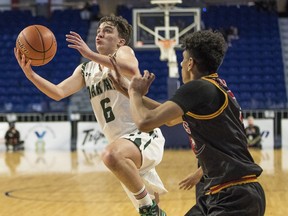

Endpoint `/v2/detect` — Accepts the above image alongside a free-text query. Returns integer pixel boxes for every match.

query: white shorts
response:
[120,128,168,209]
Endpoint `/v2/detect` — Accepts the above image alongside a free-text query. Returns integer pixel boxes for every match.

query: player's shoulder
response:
[74,61,96,76]
[181,79,219,98]
[80,60,96,69]
[117,45,135,56]
[186,78,214,88]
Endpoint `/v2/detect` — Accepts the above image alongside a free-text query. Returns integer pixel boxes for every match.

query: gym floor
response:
[0,148,287,216]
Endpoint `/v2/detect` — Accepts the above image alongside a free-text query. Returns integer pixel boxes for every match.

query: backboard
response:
[133,2,201,49]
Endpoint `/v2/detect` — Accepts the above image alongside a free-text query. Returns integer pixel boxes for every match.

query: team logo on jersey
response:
[182,121,191,134]
[193,143,206,156]
[189,136,195,149]
[189,136,205,156]
[87,77,115,99]
[227,90,236,100]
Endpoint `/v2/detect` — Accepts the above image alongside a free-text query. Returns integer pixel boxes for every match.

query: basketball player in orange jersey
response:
[14,15,167,216]
[110,30,266,216]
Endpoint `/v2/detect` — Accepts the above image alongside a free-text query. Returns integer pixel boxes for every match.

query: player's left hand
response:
[66,31,93,59]
[129,70,155,96]
[14,47,34,79]
[179,167,203,190]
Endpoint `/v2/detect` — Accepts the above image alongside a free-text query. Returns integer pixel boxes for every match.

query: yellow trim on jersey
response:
[186,75,228,120]
[205,175,258,195]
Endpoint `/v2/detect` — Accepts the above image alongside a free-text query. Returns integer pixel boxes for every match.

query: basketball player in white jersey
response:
[14,15,167,216]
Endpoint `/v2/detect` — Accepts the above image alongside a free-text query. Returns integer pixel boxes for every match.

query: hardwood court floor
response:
[0,148,287,216]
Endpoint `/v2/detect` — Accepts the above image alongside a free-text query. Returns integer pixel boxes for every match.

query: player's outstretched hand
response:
[14,47,33,79]
[66,31,93,59]
[179,167,203,190]
[129,70,155,97]
[109,55,155,97]
[109,56,129,97]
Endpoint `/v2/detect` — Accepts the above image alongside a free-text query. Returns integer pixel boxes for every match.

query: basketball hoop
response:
[157,39,177,62]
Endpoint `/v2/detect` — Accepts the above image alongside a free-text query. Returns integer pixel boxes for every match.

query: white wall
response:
[281,119,288,148]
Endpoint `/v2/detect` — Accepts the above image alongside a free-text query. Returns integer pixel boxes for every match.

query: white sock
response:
[133,186,153,207]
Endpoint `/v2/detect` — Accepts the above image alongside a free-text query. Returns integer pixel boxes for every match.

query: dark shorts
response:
[185,182,266,216]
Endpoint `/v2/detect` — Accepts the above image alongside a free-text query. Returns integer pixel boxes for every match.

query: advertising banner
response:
[281,119,288,149]
[0,122,71,151]
[76,122,108,151]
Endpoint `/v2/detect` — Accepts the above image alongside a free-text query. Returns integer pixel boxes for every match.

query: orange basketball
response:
[16,25,57,66]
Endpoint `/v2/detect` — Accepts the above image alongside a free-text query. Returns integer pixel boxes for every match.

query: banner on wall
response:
[281,119,288,149]
[76,122,108,151]
[243,119,274,149]
[0,122,71,151]
[0,122,9,150]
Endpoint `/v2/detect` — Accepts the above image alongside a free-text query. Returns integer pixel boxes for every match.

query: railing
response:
[0,112,96,122]
[1,109,287,135]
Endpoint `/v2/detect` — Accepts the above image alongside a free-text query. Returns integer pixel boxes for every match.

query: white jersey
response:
[81,61,168,208]
[81,61,137,143]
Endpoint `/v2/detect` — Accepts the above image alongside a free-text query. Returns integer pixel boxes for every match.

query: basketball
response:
[16,25,57,66]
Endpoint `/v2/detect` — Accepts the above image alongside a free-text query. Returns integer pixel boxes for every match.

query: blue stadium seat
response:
[0,8,88,112]
[1,4,286,111]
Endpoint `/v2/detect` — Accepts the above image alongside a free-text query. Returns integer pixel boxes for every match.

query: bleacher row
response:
[0,4,286,112]
[0,9,89,112]
[203,5,286,109]
[132,5,287,109]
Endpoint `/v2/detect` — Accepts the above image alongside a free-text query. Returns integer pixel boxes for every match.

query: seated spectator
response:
[226,26,239,44]
[245,116,262,149]
[5,122,24,151]
[219,26,239,47]
[80,2,92,21]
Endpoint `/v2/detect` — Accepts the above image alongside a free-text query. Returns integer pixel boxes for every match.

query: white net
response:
[157,39,179,78]
[157,39,177,62]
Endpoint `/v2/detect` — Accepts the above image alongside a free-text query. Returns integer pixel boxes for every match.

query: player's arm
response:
[248,135,262,146]
[128,71,183,132]
[247,126,262,146]
[130,92,183,132]
[14,48,84,101]
[108,56,183,126]
[140,96,183,126]
[66,31,139,79]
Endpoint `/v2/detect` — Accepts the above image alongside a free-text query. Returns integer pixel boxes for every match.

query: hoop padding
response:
[157,40,177,62]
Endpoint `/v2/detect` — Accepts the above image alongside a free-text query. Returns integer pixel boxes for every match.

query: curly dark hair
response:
[181,30,227,74]
[98,15,133,46]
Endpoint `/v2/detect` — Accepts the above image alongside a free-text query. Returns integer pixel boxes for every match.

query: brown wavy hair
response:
[98,15,133,46]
